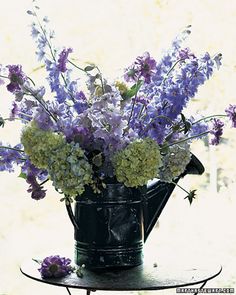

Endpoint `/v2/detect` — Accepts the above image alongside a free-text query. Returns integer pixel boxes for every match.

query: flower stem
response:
[68,60,86,72]
[174,182,190,195]
[40,178,49,186]
[0,146,24,153]
[0,74,9,79]
[164,130,209,148]
[128,78,141,125]
[32,258,42,265]
[193,114,227,125]
[18,112,33,119]
[3,117,30,124]
[26,76,36,86]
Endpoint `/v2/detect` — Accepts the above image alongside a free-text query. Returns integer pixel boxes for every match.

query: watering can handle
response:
[65,202,80,230]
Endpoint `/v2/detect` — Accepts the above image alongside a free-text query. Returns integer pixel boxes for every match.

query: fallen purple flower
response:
[38,255,73,278]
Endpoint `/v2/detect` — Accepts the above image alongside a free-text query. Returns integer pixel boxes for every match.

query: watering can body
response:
[66,154,204,270]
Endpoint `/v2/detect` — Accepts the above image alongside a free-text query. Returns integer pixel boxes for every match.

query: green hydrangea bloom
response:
[21,121,65,169]
[48,142,93,197]
[113,138,162,187]
[159,143,191,182]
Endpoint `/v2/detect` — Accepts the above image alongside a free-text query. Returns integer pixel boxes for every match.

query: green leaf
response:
[32,258,42,265]
[181,113,191,134]
[122,80,142,99]
[184,121,191,134]
[26,10,36,16]
[181,113,186,123]
[76,268,84,278]
[0,116,5,128]
[184,189,197,205]
[18,172,27,179]
[84,65,95,72]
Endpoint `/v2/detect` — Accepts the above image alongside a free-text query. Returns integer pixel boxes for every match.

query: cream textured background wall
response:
[0,0,236,294]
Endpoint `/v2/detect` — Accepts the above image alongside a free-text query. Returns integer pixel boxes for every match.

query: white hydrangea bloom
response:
[159,143,191,183]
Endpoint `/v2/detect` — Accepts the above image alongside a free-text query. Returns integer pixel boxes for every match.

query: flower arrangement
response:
[0,4,236,206]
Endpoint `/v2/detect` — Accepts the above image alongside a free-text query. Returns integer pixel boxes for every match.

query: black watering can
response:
[66,154,204,271]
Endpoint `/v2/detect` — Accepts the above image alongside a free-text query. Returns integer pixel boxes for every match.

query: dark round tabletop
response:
[20,260,222,292]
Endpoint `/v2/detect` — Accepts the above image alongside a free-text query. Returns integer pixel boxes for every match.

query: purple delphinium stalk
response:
[210,118,224,145]
[141,26,192,99]
[6,65,27,93]
[45,60,64,101]
[38,255,73,278]
[136,51,222,144]
[30,16,75,105]
[124,28,196,142]
[57,48,72,72]
[225,104,236,128]
[30,15,54,61]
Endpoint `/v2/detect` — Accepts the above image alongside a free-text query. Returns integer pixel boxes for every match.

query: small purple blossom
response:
[21,159,48,182]
[225,104,236,128]
[57,48,72,72]
[26,174,47,200]
[178,48,196,60]
[9,102,20,120]
[14,99,35,123]
[34,105,54,131]
[124,52,156,84]
[210,118,224,145]
[135,52,157,83]
[6,65,26,93]
[188,117,208,138]
[74,91,88,114]
[124,66,139,83]
[38,255,73,278]
[31,24,40,39]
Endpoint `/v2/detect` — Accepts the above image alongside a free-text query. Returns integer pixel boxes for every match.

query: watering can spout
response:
[143,154,204,242]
